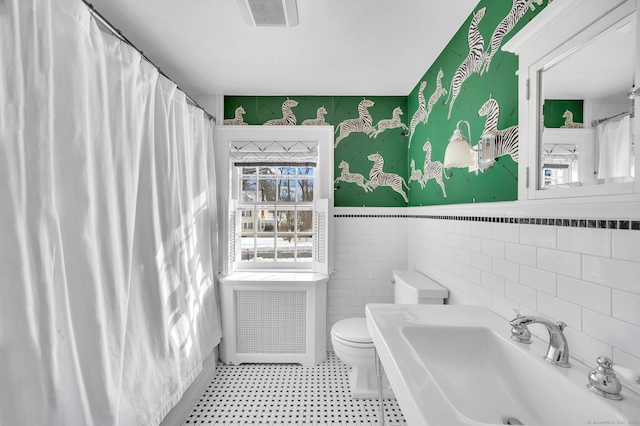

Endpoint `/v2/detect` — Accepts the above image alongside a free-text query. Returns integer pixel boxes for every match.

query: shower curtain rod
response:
[81,0,216,124]
[591,111,632,127]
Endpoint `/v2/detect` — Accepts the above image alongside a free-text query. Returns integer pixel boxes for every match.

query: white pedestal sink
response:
[366,304,640,426]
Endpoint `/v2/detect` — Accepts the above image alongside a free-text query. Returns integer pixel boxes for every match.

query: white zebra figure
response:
[421,140,449,198]
[264,98,298,125]
[302,106,330,126]
[424,69,447,125]
[334,160,372,192]
[409,159,425,189]
[561,109,584,128]
[223,106,248,125]
[446,7,487,120]
[334,98,376,148]
[408,81,427,146]
[366,152,409,203]
[478,95,519,164]
[370,107,408,138]
[479,0,544,76]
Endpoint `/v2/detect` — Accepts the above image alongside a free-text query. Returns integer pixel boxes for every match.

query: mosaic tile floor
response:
[183,352,407,425]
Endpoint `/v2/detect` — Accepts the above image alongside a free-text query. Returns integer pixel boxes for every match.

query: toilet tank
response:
[392,270,448,304]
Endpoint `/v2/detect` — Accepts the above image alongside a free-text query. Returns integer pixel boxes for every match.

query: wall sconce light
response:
[444,120,474,168]
[443,120,495,172]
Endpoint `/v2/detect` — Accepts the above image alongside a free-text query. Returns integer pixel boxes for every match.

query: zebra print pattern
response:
[478,96,519,163]
[264,98,298,125]
[479,0,544,75]
[409,159,425,189]
[408,81,427,146]
[334,160,372,192]
[223,106,248,125]
[422,140,448,198]
[446,7,486,120]
[302,106,330,126]
[425,69,447,125]
[561,110,583,128]
[370,107,408,138]
[366,152,408,203]
[334,98,375,148]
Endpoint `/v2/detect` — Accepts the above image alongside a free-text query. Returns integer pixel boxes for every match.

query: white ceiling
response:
[86,0,478,97]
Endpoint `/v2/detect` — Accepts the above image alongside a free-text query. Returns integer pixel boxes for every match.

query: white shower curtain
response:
[0,0,222,425]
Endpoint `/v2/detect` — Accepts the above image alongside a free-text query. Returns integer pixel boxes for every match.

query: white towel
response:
[597,115,632,179]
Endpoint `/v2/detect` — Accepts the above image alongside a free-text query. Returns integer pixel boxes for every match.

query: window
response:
[216,125,333,275]
[237,165,315,264]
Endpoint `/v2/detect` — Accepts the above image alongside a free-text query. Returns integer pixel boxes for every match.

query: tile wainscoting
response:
[332,204,640,376]
[328,209,408,350]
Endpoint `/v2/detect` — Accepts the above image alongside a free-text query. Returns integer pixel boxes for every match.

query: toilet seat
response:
[331,333,375,349]
[331,318,373,347]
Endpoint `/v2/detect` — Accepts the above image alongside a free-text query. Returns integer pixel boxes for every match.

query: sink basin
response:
[366,305,640,426]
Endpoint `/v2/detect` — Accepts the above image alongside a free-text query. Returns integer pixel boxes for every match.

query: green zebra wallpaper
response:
[223,96,409,207]
[543,100,585,128]
[223,0,550,207]
[407,0,548,206]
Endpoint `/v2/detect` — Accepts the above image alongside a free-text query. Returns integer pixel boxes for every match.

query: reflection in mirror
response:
[539,12,636,189]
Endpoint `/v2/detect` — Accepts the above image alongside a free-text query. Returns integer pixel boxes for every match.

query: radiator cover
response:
[219,273,327,366]
[235,290,306,354]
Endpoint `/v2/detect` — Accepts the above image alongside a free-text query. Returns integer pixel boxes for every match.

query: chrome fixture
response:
[443,120,495,172]
[588,356,623,400]
[509,313,571,368]
[588,356,640,400]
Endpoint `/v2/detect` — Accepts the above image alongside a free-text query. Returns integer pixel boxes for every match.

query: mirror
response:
[539,12,636,189]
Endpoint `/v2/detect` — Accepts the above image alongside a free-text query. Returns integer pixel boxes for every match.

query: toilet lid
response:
[331,318,372,344]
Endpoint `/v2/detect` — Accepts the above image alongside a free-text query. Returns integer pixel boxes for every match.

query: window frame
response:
[234,165,316,269]
[214,125,334,276]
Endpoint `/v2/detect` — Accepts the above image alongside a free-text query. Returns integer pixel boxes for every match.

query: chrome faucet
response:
[510,313,571,368]
[587,355,640,400]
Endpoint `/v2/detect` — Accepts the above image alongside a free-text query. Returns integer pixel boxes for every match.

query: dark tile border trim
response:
[334,214,640,231]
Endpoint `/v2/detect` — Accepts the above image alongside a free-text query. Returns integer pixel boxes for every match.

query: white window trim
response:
[214,126,334,276]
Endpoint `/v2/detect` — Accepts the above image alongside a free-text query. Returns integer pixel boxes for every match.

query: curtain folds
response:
[0,0,222,425]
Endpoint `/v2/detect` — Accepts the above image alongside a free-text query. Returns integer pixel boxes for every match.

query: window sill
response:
[220,271,329,283]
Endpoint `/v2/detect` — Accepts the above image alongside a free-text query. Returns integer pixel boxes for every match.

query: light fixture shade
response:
[444,130,474,168]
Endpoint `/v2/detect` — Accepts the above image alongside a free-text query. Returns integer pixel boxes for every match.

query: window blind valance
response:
[230,140,318,163]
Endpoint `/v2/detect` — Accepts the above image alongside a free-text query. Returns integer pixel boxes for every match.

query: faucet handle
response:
[555,321,567,331]
[587,356,623,400]
[509,309,532,344]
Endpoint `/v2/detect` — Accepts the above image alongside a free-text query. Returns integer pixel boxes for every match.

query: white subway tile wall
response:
[407,215,640,374]
[328,215,408,350]
[329,207,640,379]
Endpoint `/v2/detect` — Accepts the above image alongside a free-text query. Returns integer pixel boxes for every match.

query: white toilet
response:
[331,270,448,399]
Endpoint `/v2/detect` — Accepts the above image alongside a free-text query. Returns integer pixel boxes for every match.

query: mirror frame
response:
[503,0,640,202]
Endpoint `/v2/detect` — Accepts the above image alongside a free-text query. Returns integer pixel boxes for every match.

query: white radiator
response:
[219,273,327,366]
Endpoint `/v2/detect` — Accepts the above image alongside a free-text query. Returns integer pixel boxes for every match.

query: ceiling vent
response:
[236,0,299,27]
